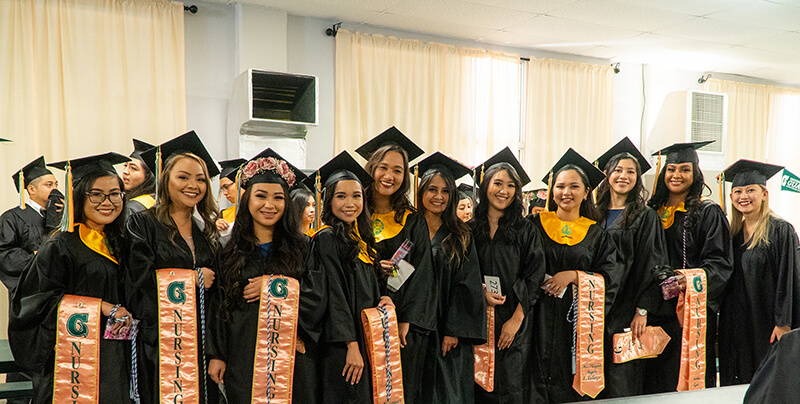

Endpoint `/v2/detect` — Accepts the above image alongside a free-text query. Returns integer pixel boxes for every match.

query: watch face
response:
[638,309,648,316]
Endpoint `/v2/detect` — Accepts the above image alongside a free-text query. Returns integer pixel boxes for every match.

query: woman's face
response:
[485,169,516,212]
[553,169,588,213]
[168,157,207,211]
[371,150,405,197]
[331,180,364,224]
[303,195,316,226]
[421,174,449,216]
[83,176,123,231]
[122,160,146,191]
[731,184,766,216]
[456,197,473,222]
[608,158,637,197]
[220,177,237,205]
[249,183,285,230]
[665,163,694,196]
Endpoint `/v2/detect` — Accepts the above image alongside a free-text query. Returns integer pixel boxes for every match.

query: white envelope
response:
[387,260,415,292]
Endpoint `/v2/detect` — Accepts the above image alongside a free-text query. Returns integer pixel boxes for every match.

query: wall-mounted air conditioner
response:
[227,69,318,166]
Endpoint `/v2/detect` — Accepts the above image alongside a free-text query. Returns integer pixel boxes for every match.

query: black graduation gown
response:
[471,218,547,404]
[374,211,436,403]
[719,216,800,386]
[743,327,800,403]
[0,206,48,293]
[601,208,668,398]
[9,228,131,403]
[124,209,217,403]
[207,240,324,404]
[644,200,733,393]
[529,214,621,403]
[124,194,154,224]
[421,225,487,404]
[313,227,381,403]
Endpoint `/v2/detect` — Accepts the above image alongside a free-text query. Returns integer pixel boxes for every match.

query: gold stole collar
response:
[372,210,411,243]
[657,202,686,229]
[316,224,375,265]
[77,224,118,264]
[539,211,595,246]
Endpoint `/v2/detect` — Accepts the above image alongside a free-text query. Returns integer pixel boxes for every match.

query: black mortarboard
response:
[475,147,531,187]
[130,139,155,163]
[302,151,373,190]
[12,156,53,193]
[140,131,221,177]
[355,126,424,162]
[543,148,606,191]
[530,188,548,207]
[241,148,307,188]
[652,140,714,165]
[595,137,652,174]
[48,152,130,185]
[721,159,783,188]
[457,184,474,200]
[219,158,247,182]
[412,152,472,180]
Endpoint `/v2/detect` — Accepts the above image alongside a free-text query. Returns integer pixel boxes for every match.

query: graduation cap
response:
[457,184,474,200]
[595,137,652,174]
[542,148,606,191]
[412,152,472,180]
[12,156,53,193]
[47,152,130,233]
[652,140,714,165]
[475,147,531,187]
[355,126,424,162]
[529,188,548,208]
[219,158,247,182]
[140,131,221,178]
[241,149,307,189]
[130,139,155,163]
[303,151,373,190]
[721,159,783,188]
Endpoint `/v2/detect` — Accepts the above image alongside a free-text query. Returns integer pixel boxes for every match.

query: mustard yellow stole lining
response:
[77,223,118,264]
[316,224,375,265]
[371,210,411,243]
[657,202,686,229]
[131,194,156,210]
[222,206,236,224]
[539,211,595,246]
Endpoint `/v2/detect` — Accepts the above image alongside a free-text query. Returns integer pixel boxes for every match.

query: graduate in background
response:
[718,160,800,385]
[530,148,621,403]
[644,141,733,392]
[215,158,246,233]
[472,147,547,404]
[10,153,133,403]
[357,126,435,403]
[305,151,394,403]
[207,149,320,402]
[124,131,221,403]
[413,153,486,403]
[594,138,667,398]
[123,139,156,219]
[456,183,474,223]
[290,185,317,236]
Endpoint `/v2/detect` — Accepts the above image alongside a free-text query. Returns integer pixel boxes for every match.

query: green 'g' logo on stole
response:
[67,313,89,337]
[168,281,187,304]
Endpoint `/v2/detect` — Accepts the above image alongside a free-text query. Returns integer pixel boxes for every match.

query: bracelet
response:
[115,313,132,323]
[108,304,121,319]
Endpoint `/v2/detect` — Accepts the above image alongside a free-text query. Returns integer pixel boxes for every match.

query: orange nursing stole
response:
[675,268,707,391]
[251,275,300,403]
[473,306,495,392]
[54,295,101,403]
[572,271,605,398]
[361,306,405,404]
[156,269,201,404]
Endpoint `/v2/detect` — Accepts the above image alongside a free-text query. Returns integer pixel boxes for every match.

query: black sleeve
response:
[697,202,734,312]
[389,215,437,330]
[299,235,328,345]
[316,230,358,344]
[634,208,670,313]
[591,228,623,311]
[0,211,35,292]
[123,211,159,330]
[771,220,800,328]
[513,223,547,318]
[443,237,487,344]
[206,253,228,361]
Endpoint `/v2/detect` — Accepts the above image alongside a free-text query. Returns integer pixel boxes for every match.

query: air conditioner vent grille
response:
[691,92,724,153]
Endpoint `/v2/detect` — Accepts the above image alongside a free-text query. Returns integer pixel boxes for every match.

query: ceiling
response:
[207,0,800,85]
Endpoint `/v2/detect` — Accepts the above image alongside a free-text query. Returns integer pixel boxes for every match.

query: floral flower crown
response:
[240,157,296,187]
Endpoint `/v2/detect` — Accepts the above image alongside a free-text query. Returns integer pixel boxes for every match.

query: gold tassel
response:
[154,146,162,207]
[315,172,322,230]
[234,168,243,220]
[546,170,553,211]
[652,151,661,196]
[59,162,74,232]
[718,172,726,215]
[413,166,419,209]
[18,170,25,209]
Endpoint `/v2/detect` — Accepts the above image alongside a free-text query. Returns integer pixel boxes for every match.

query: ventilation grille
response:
[690,91,724,153]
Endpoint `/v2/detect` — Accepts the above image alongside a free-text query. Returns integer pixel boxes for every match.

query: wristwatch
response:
[637,308,648,316]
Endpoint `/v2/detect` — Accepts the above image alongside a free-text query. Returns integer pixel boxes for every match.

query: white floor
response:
[582,384,749,404]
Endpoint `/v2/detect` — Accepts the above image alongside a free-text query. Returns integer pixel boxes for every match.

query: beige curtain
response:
[522,58,613,187]
[0,0,185,209]
[335,30,521,166]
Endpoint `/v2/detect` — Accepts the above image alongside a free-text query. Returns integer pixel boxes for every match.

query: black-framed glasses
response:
[86,191,124,204]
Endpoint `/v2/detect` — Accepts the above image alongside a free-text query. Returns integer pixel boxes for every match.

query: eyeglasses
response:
[86,191,125,204]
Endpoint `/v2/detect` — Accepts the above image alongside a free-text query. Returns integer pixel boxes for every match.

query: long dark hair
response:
[290,187,314,233]
[365,145,415,222]
[218,176,307,320]
[72,170,126,257]
[547,165,602,221]
[417,168,470,268]
[595,153,648,228]
[647,162,708,227]
[473,163,525,243]
[322,178,378,268]
[125,160,156,200]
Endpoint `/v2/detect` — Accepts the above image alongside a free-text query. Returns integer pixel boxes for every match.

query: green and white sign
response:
[781,169,800,193]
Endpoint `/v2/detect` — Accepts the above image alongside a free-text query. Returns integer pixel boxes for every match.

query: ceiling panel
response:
[546,0,695,32]
[367,12,498,41]
[743,32,800,57]
[615,0,756,16]
[706,1,800,31]
[505,15,641,44]
[462,0,581,14]
[383,0,537,30]
[652,17,787,46]
[476,30,562,48]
